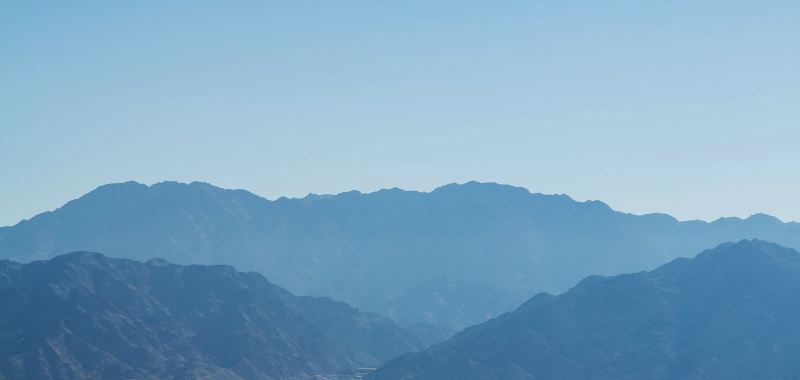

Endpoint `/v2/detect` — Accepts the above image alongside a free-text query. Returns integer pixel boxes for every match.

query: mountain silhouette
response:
[2,181,799,330]
[0,252,446,380]
[369,240,800,379]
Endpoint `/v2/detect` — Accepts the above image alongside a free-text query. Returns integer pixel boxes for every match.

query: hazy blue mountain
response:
[369,240,800,380]
[0,252,446,380]
[368,274,529,331]
[1,181,799,329]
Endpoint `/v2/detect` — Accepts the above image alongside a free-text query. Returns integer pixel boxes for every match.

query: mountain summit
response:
[369,240,800,380]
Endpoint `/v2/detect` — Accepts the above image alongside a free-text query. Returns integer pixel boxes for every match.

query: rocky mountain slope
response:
[0,252,445,380]
[369,240,800,380]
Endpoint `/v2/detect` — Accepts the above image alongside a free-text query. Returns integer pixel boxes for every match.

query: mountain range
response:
[2,181,799,330]
[0,252,446,380]
[369,239,800,379]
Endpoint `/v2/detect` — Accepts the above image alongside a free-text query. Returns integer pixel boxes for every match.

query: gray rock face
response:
[2,181,799,330]
[0,252,446,380]
[369,240,800,380]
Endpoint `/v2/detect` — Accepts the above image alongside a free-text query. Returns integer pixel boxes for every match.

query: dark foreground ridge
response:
[0,252,448,380]
[369,240,800,380]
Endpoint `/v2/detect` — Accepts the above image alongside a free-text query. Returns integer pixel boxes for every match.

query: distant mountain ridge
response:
[369,240,800,379]
[1,181,799,330]
[0,252,447,380]
[372,274,529,331]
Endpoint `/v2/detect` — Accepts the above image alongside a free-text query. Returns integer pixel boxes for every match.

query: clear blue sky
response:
[2,1,799,226]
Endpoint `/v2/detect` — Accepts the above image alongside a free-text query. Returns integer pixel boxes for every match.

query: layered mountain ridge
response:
[2,181,799,330]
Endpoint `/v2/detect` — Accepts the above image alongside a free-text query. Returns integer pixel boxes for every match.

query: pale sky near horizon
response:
[2,1,799,226]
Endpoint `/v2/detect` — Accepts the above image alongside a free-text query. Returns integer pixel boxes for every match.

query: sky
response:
[1,0,799,226]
